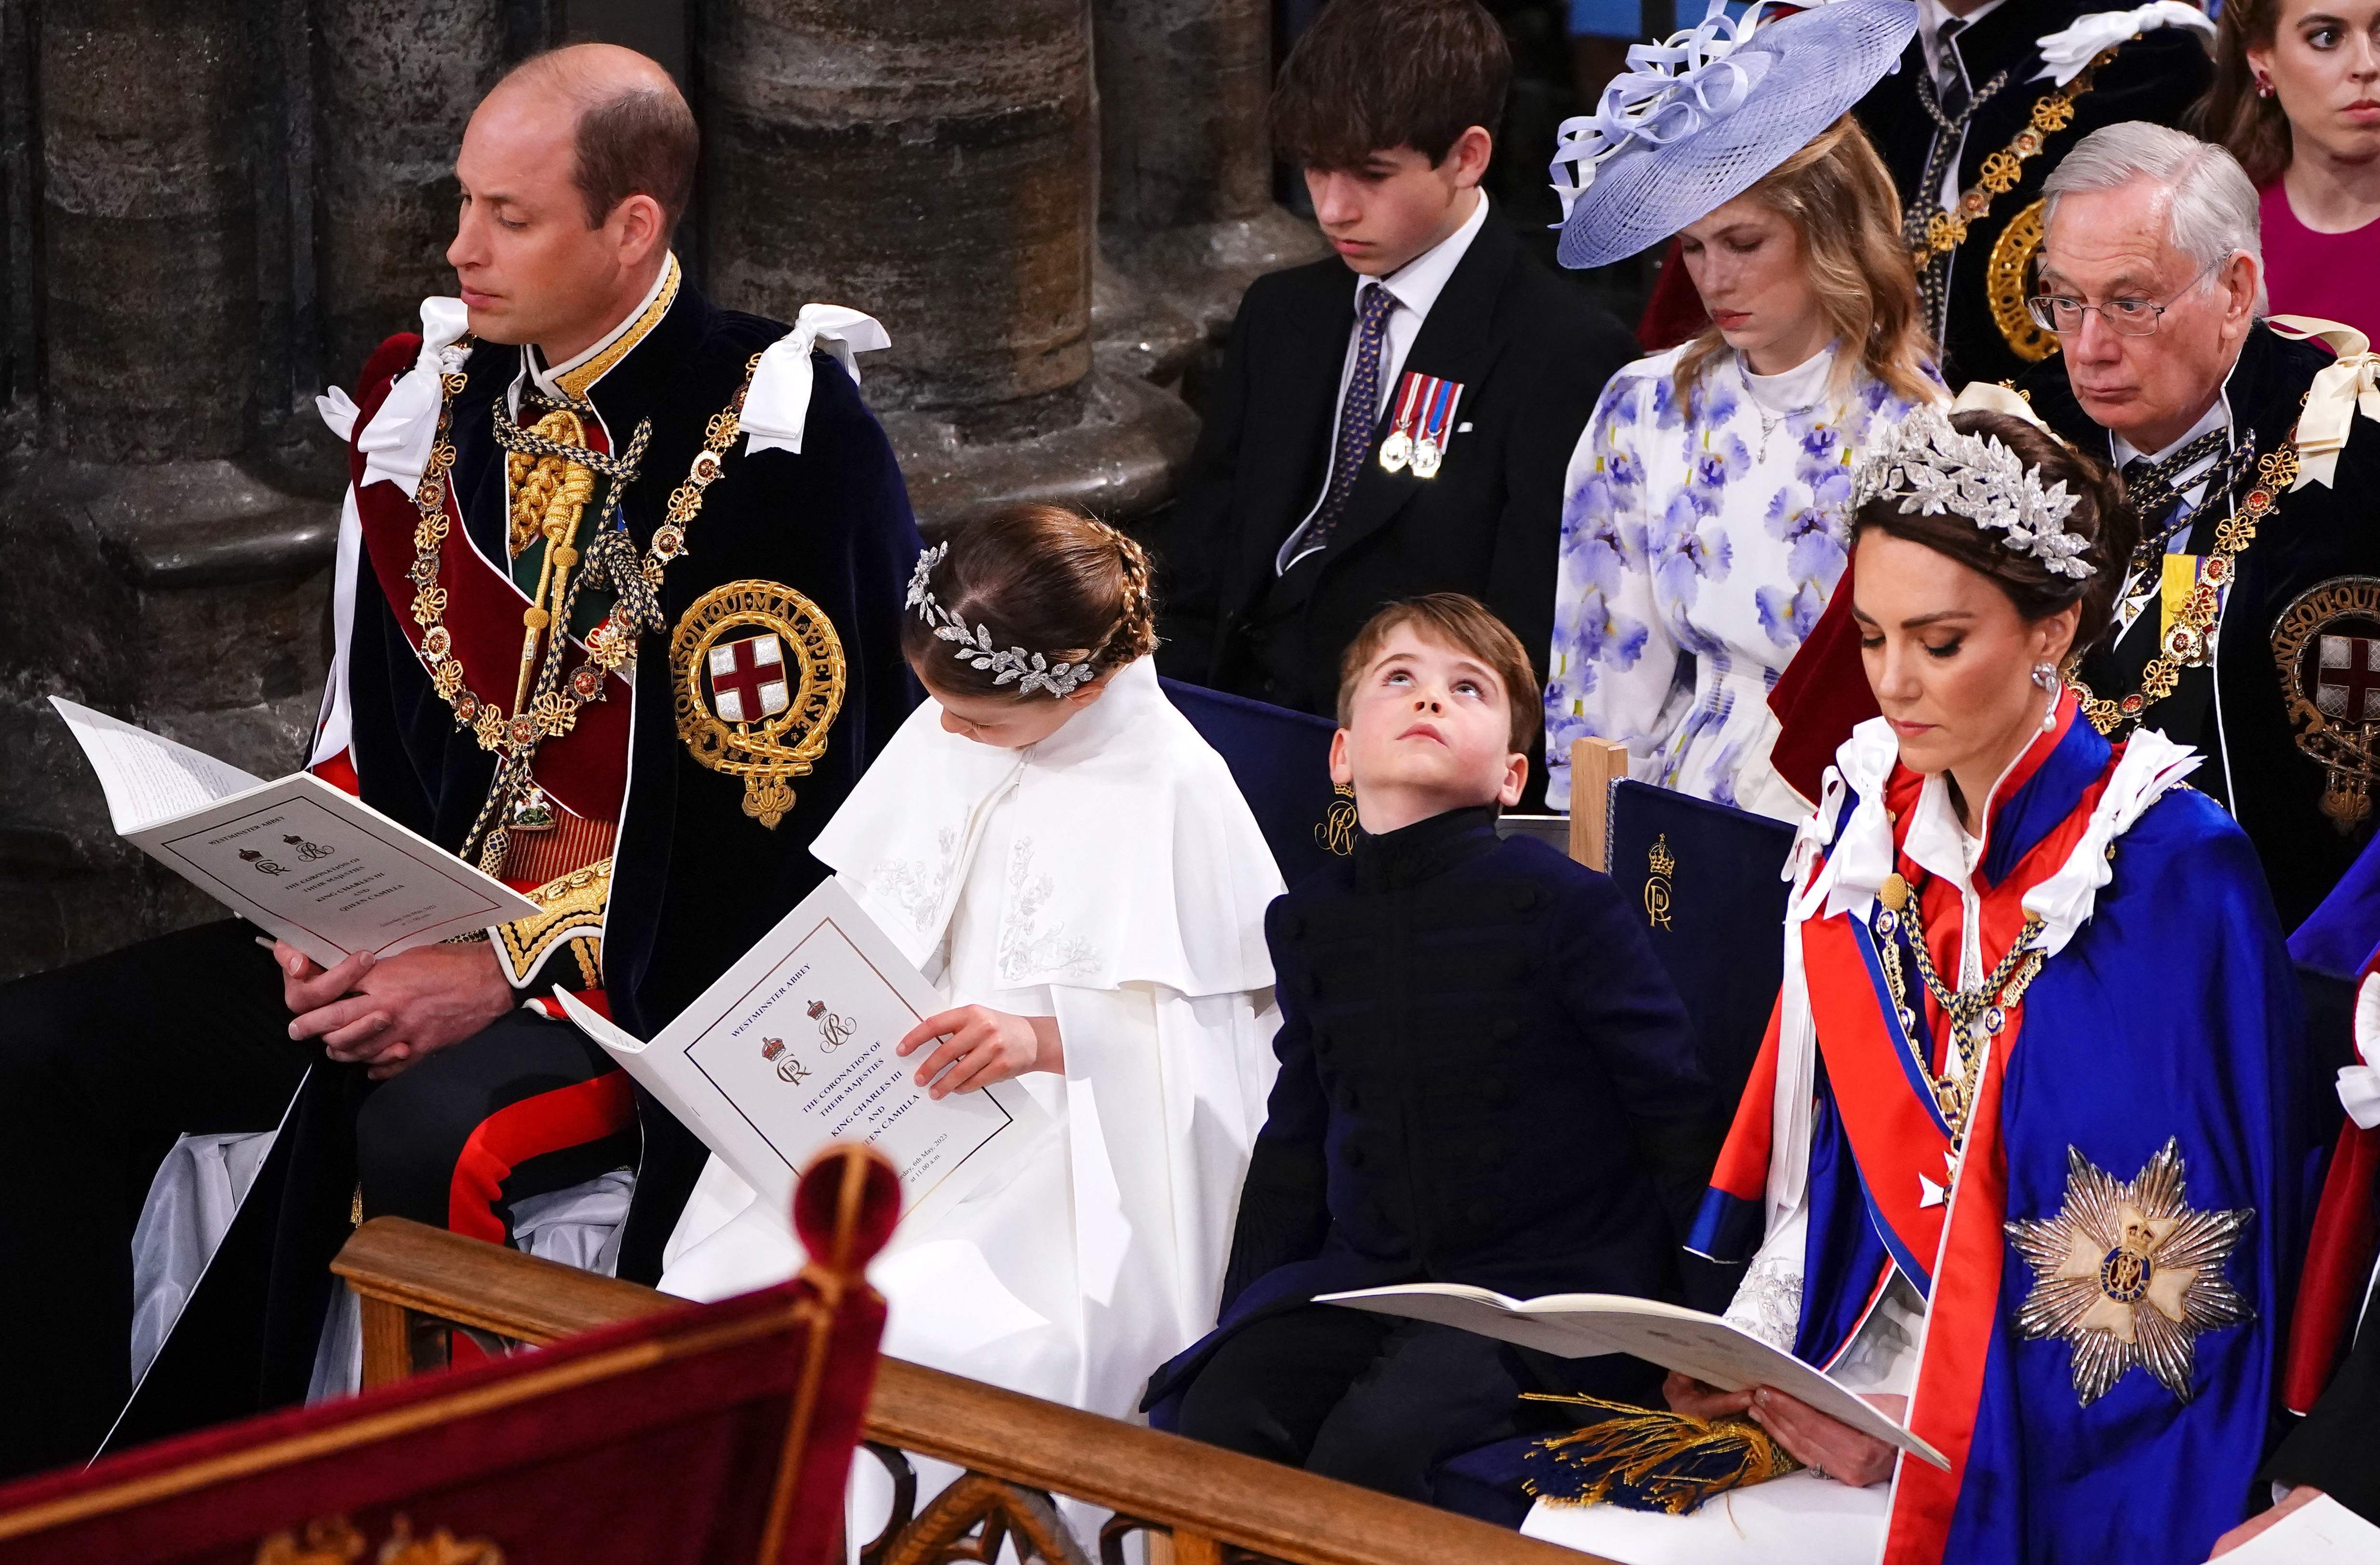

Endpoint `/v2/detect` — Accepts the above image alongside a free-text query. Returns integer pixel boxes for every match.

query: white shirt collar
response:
[1354,192,1489,320]
[1918,0,2006,55]
[524,252,680,403]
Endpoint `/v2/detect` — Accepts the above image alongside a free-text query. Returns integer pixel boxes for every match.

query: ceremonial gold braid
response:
[1910,49,2116,346]
[2070,436,2306,738]
[505,409,596,558]
[1875,871,2048,1148]
[403,346,768,872]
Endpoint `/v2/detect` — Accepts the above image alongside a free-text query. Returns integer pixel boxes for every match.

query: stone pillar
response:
[700,0,1197,530]
[0,0,335,976]
[1093,0,1330,348]
[311,0,510,388]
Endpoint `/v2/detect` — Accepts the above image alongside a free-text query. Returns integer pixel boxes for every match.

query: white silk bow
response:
[1548,0,1791,218]
[2030,3,2216,88]
[349,296,472,494]
[2346,972,2380,1129]
[741,304,893,459]
[2266,315,2380,492]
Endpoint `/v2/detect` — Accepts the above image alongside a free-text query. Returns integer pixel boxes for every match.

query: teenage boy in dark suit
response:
[1158,0,1637,788]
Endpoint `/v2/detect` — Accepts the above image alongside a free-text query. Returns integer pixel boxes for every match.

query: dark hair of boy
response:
[1334,592,1541,753]
[1272,0,1512,172]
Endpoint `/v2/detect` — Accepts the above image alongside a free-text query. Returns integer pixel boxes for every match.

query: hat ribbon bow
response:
[1548,0,1790,219]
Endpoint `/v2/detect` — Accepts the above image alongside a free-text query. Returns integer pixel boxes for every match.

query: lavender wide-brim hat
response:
[1551,0,1921,271]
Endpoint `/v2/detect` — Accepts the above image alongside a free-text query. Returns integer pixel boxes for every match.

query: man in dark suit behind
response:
[1158,0,1636,796]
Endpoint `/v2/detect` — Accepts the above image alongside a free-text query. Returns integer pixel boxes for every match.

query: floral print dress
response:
[1545,344,1933,819]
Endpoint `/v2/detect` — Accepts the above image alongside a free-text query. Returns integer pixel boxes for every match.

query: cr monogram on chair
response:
[671,579,847,828]
[1643,833,1675,930]
[1315,781,1357,856]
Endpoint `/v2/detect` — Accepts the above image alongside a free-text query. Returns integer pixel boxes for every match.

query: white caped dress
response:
[659,657,1283,1435]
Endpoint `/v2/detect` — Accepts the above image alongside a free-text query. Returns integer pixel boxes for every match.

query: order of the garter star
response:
[2004,1138,2254,1406]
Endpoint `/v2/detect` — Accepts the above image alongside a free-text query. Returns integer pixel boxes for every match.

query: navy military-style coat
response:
[1145,805,1719,1416]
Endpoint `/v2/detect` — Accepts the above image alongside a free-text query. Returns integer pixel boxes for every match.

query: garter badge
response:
[2005,1139,2253,1406]
[671,579,846,829]
[2272,575,2380,831]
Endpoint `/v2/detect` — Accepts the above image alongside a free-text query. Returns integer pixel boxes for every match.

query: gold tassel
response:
[1518,1393,1802,1516]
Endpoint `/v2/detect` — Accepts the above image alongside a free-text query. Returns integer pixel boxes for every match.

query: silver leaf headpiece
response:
[905,542,1093,699]
[1853,405,2096,579]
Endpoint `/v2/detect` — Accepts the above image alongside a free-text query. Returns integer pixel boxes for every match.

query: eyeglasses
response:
[2025,265,2217,337]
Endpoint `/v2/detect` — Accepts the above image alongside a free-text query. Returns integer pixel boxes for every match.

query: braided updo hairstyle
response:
[1853,410,2139,654]
[901,504,1160,700]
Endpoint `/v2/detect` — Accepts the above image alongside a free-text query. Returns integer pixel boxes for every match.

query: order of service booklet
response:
[52,696,539,968]
[1317,1284,1950,1469]
[554,876,1049,1237]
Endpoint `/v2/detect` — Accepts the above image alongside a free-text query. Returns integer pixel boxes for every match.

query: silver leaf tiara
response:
[905,542,1094,699]
[1853,405,2095,579]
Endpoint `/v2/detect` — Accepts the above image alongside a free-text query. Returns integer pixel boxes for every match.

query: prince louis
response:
[1144,594,1721,1511]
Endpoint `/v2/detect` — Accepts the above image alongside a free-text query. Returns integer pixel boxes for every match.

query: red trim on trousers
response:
[446,1066,635,1244]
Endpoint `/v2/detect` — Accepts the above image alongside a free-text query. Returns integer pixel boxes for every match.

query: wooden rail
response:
[333,1220,1607,1565]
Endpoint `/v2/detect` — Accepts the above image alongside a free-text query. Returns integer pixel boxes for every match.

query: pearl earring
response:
[2033,662,2060,732]
[2256,75,2274,98]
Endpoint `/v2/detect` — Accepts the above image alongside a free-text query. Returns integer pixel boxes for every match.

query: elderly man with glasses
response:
[2014,120,2380,929]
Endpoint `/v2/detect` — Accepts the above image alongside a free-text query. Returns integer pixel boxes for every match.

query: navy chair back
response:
[1604,779,1798,1108]
[1160,678,1347,891]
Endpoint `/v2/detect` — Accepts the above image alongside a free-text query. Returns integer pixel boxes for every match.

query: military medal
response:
[1409,376,1462,481]
[1377,373,1426,474]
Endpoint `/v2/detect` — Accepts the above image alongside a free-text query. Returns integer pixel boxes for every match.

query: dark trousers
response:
[0,919,631,1482]
[1171,1304,1650,1506]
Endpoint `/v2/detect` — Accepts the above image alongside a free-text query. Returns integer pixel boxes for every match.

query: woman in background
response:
[1541,0,1939,820]
[2193,0,2380,338]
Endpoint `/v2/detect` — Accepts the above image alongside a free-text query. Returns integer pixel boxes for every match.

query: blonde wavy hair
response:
[1673,116,1935,408]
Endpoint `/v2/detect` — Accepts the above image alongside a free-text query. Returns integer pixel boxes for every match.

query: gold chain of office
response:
[1875,871,2047,1149]
[403,345,764,871]
[2067,437,2305,739]
[1909,48,2120,267]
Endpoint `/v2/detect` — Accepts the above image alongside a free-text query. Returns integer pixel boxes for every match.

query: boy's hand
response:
[278,939,514,1081]
[897,1006,1062,1098]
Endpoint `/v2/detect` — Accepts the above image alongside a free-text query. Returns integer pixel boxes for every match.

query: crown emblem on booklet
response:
[806,1000,827,1020]
[760,1037,785,1061]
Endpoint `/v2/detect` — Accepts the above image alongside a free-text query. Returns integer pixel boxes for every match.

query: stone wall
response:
[0,0,1310,978]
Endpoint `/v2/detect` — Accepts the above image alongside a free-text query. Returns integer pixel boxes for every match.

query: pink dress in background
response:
[2260,181,2380,341]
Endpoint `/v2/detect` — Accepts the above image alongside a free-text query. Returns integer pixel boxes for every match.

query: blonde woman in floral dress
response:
[1545,97,1940,819]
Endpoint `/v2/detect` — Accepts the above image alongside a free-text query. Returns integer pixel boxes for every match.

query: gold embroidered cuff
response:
[493,856,612,990]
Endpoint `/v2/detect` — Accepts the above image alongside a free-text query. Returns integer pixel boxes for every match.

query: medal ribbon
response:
[1389,372,1426,441]
[1420,379,1459,448]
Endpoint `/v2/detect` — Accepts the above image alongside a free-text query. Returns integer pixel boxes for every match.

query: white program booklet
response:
[2215,1495,2380,1564]
[52,697,538,968]
[1318,1284,1949,1469]
[554,876,1048,1236]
